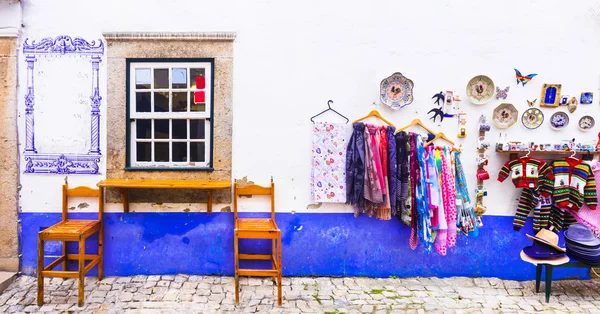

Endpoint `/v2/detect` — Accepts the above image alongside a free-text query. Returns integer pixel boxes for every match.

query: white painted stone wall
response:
[13,0,600,216]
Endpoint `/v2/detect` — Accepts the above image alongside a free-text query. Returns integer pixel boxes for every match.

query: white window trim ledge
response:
[102,32,237,41]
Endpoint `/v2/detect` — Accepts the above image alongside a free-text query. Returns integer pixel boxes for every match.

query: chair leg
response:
[78,237,85,307]
[277,232,282,306]
[234,230,239,304]
[271,239,277,282]
[37,235,44,306]
[62,241,68,271]
[98,225,104,280]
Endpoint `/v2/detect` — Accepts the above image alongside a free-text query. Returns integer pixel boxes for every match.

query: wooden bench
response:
[96,179,231,213]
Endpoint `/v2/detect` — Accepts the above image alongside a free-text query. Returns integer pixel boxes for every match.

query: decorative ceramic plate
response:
[466,75,495,105]
[578,115,595,131]
[521,108,544,129]
[379,72,414,110]
[492,103,518,128]
[550,111,569,130]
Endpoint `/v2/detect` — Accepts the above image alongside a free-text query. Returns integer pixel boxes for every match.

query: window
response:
[127,59,213,169]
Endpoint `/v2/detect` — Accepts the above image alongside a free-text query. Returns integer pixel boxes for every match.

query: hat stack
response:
[564,224,600,266]
[523,229,567,262]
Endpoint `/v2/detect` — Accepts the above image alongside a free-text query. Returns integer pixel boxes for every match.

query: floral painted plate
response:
[466,75,495,105]
[578,115,595,131]
[379,72,414,110]
[522,108,544,129]
[492,103,518,128]
[550,111,569,130]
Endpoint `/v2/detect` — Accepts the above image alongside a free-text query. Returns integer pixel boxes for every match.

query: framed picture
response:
[540,84,562,108]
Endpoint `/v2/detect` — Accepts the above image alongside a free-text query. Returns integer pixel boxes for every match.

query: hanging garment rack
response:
[310,100,349,124]
[425,132,455,147]
[352,110,395,127]
[396,118,436,135]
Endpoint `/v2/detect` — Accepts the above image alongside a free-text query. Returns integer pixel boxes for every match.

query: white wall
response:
[15,0,600,216]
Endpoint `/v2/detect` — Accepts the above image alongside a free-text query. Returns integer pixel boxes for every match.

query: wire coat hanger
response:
[396,118,436,135]
[310,100,349,124]
[352,109,394,127]
[425,132,455,147]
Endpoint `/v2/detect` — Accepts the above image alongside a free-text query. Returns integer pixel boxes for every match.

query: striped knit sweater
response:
[551,159,597,210]
[497,157,554,192]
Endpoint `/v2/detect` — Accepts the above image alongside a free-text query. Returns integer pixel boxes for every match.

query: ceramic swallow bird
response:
[432,91,445,105]
[514,68,537,86]
[428,108,444,123]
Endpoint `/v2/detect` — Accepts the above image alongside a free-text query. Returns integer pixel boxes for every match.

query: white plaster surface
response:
[13,0,600,217]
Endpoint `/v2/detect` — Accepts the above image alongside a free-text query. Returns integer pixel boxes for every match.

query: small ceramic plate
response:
[550,111,569,130]
[492,103,518,128]
[578,115,595,131]
[466,75,495,105]
[522,108,544,129]
[379,72,414,110]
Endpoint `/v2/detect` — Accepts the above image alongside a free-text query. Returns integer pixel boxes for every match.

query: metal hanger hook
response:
[327,100,333,109]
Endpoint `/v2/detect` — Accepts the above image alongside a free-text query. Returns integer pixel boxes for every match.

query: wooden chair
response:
[37,184,104,307]
[233,178,282,306]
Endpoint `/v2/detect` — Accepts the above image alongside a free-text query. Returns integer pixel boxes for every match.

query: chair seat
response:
[237,218,278,231]
[40,220,100,240]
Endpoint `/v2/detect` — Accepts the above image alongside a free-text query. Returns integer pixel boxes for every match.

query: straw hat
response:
[526,229,566,253]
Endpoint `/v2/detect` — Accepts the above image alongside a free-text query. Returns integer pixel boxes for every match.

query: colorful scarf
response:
[310,122,347,203]
[345,123,366,216]
[415,135,433,252]
[387,126,397,217]
[395,131,410,225]
[454,151,479,237]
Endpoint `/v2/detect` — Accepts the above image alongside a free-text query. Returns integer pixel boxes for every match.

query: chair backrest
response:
[61,184,104,222]
[233,178,275,221]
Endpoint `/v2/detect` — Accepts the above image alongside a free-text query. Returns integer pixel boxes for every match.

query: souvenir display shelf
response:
[496,150,600,161]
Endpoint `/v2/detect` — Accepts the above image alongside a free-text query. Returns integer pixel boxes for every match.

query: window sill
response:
[124,167,214,172]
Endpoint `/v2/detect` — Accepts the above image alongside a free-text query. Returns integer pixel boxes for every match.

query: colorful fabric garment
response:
[409,133,419,250]
[549,205,578,232]
[442,148,458,248]
[377,126,391,220]
[513,187,552,232]
[498,157,554,190]
[435,147,455,255]
[415,134,433,252]
[395,131,411,226]
[363,126,383,210]
[454,151,479,237]
[387,126,397,217]
[311,122,348,203]
[345,123,366,216]
[564,161,600,234]
[426,146,443,229]
[551,159,597,210]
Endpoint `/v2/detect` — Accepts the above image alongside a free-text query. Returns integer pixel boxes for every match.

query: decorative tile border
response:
[102,32,237,41]
[22,35,104,174]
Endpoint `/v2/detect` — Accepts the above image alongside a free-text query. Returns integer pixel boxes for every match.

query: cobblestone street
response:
[1,275,599,313]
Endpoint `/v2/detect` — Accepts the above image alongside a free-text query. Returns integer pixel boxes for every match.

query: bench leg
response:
[545,265,553,303]
[78,237,85,307]
[37,235,44,306]
[535,264,542,293]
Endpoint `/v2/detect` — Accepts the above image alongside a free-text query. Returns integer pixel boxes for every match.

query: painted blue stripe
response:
[19,212,590,280]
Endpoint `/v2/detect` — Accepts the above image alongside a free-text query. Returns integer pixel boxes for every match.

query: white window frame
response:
[127,61,213,169]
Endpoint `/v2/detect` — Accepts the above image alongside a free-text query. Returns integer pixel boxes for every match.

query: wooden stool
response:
[233,178,282,306]
[37,184,104,307]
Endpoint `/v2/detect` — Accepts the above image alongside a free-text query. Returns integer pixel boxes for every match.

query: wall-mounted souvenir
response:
[458,112,467,137]
[550,111,569,130]
[432,91,445,105]
[581,92,594,104]
[492,103,518,129]
[568,97,578,113]
[495,86,509,99]
[380,72,414,110]
[578,115,595,131]
[540,84,562,108]
[560,95,569,106]
[522,108,544,130]
[514,68,537,86]
[428,107,444,123]
[527,99,537,107]
[466,75,495,105]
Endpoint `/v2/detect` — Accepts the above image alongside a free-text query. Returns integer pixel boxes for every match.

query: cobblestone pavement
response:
[1,275,600,313]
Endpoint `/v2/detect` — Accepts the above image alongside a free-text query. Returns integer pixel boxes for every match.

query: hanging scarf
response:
[387,126,397,217]
[454,151,479,237]
[345,123,366,216]
[426,145,442,229]
[395,131,410,225]
[377,126,391,220]
[409,133,419,250]
[434,147,452,255]
[363,125,383,217]
[444,148,458,247]
[415,135,433,252]
[310,122,347,203]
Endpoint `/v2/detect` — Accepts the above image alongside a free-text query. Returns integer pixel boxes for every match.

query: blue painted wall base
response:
[19,212,590,280]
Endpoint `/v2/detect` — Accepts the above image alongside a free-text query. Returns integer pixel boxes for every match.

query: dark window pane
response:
[172,68,187,89]
[154,68,168,89]
[172,142,187,162]
[136,92,151,112]
[172,92,187,112]
[190,142,205,162]
[154,142,169,162]
[154,119,169,139]
[135,69,151,89]
[190,68,206,89]
[172,119,187,139]
[136,142,151,162]
[190,119,205,139]
[190,101,206,112]
[136,119,151,139]
[154,92,169,112]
